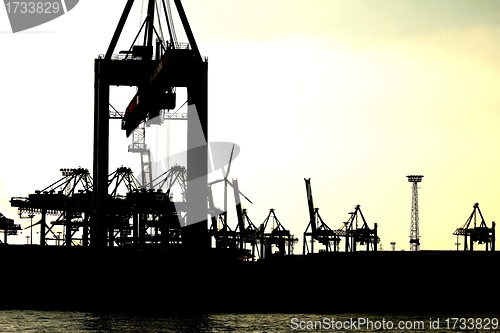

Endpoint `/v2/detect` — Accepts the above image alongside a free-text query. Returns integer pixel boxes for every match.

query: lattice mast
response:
[407,175,423,251]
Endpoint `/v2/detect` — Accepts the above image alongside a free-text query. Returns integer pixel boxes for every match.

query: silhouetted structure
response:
[208,184,236,250]
[10,168,92,246]
[207,145,252,252]
[232,179,259,260]
[235,208,259,260]
[407,175,423,251]
[303,178,340,254]
[5,0,500,317]
[0,212,20,244]
[337,205,378,252]
[93,0,208,249]
[256,209,298,259]
[10,166,184,248]
[453,203,495,251]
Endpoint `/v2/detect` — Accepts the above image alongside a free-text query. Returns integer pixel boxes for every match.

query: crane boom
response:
[304,178,316,233]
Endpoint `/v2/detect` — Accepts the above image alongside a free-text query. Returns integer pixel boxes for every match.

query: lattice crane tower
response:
[407,175,423,251]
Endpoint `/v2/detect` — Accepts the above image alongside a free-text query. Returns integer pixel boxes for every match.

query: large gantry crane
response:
[93,0,208,249]
[453,203,495,251]
[10,166,182,247]
[303,178,340,254]
[256,209,298,259]
[337,205,378,252]
[10,167,93,246]
[233,178,259,259]
[207,145,253,251]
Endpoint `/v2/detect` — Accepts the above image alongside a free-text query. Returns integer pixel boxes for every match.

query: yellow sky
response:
[1,0,499,250]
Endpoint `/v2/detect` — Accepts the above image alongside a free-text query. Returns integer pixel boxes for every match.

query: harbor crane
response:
[207,145,252,251]
[94,0,208,249]
[256,209,298,259]
[337,205,378,252]
[10,168,92,246]
[302,178,340,254]
[453,203,495,251]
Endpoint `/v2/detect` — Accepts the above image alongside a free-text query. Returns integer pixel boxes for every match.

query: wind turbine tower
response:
[407,175,423,251]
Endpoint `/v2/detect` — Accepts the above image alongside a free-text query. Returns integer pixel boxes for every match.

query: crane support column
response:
[40,208,46,245]
[94,0,136,248]
[183,60,209,249]
[173,0,209,249]
[92,59,110,248]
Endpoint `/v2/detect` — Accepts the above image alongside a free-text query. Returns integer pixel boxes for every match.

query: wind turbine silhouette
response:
[208,144,252,225]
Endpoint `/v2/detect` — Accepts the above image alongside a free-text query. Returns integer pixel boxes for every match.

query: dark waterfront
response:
[0,311,499,332]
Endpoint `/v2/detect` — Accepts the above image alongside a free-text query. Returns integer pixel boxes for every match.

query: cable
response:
[162,0,177,46]
[139,0,145,30]
[155,0,165,47]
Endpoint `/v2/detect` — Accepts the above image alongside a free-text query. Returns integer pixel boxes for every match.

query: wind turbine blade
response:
[226,180,253,204]
[221,165,227,180]
[208,179,224,186]
[226,144,235,178]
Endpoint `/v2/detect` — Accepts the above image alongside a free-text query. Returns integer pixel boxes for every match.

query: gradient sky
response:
[1,0,499,250]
